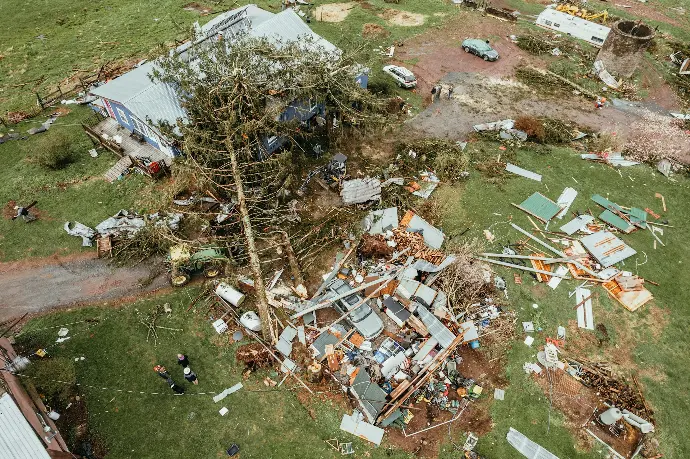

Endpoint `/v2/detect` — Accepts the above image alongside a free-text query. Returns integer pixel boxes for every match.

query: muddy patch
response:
[183,2,212,15]
[314,2,356,23]
[379,9,426,27]
[362,23,389,38]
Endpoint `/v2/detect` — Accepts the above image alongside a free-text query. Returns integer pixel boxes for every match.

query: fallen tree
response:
[152,34,390,340]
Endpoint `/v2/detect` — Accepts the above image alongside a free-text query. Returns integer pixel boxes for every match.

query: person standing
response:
[448,85,454,100]
[177,354,189,368]
[184,367,199,385]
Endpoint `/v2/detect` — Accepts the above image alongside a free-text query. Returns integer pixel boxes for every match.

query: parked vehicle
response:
[383,65,417,88]
[168,244,228,286]
[461,39,500,61]
[326,279,384,340]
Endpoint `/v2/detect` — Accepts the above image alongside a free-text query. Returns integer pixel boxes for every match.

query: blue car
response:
[462,39,500,61]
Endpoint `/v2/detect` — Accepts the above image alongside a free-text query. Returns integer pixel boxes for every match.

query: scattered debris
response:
[507,427,560,459]
[513,192,562,223]
[341,178,381,205]
[506,163,542,182]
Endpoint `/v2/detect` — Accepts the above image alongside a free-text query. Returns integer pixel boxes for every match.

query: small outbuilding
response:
[536,8,610,47]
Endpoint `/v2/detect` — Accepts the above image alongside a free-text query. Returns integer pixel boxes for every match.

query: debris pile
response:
[208,205,508,447]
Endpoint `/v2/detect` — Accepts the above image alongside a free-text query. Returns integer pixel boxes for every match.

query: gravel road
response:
[0,253,168,323]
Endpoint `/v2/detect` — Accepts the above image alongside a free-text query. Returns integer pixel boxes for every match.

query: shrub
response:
[26,357,76,401]
[514,116,545,142]
[34,131,76,170]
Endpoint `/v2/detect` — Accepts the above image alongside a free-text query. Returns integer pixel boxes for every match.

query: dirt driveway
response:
[0,253,168,323]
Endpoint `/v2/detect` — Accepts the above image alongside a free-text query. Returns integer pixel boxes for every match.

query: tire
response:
[463,47,470,53]
[203,265,222,278]
[170,270,191,287]
[483,55,489,61]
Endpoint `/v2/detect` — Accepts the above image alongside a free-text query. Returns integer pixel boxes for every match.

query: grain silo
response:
[596,20,655,78]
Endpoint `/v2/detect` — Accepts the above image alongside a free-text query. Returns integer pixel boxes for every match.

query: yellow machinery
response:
[556,3,609,24]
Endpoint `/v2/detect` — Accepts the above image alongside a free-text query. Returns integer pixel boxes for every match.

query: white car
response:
[383,65,417,89]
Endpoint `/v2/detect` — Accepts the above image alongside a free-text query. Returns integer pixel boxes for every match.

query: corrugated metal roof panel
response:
[517,192,562,222]
[91,6,336,129]
[415,304,455,348]
[0,393,51,459]
[250,9,337,53]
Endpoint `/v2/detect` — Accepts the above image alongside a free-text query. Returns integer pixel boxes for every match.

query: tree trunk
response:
[280,231,305,290]
[226,140,277,343]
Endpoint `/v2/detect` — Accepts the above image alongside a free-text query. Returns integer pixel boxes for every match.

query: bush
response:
[27,357,76,401]
[34,131,76,170]
[514,116,545,142]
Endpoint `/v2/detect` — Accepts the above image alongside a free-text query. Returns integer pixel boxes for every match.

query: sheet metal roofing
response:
[0,393,50,459]
[91,5,336,127]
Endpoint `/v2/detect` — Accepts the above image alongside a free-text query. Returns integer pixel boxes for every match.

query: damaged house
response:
[88,4,368,162]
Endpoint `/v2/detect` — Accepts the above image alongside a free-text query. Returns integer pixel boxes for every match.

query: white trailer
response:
[535,8,610,47]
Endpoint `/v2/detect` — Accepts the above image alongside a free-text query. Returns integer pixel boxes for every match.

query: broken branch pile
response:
[571,358,653,422]
[391,228,445,264]
[236,343,273,370]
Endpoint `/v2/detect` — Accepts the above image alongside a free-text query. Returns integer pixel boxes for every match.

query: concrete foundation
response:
[596,20,655,78]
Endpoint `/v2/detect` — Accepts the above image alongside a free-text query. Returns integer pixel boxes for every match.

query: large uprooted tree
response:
[153,34,388,341]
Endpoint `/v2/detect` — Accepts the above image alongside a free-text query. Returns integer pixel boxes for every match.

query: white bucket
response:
[215,283,245,307]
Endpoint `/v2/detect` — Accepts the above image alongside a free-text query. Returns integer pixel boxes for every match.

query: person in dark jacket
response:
[177,354,189,367]
[154,365,169,379]
[167,377,185,394]
[183,367,199,385]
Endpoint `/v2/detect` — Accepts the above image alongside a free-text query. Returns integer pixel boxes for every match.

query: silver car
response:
[327,279,384,340]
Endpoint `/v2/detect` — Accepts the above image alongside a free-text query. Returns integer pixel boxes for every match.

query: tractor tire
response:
[203,265,222,278]
[170,270,191,287]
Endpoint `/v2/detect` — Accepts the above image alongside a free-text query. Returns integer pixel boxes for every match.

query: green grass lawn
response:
[436,142,690,458]
[16,290,414,459]
[0,106,147,261]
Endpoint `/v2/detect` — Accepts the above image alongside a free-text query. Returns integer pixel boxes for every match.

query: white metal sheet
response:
[0,393,51,459]
[575,287,594,330]
[555,187,578,219]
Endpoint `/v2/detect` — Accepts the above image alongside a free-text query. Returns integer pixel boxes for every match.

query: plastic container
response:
[215,283,245,307]
[600,407,623,425]
[470,340,480,349]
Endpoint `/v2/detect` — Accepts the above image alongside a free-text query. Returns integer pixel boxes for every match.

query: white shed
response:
[536,8,610,47]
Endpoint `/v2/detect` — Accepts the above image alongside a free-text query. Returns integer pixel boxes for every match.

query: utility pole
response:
[225,137,277,343]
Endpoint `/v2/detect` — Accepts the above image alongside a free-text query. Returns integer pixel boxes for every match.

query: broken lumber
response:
[474,257,571,279]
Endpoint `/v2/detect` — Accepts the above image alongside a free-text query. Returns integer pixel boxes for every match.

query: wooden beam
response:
[474,257,570,279]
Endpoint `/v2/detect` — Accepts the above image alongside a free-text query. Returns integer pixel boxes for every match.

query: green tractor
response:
[168,244,228,287]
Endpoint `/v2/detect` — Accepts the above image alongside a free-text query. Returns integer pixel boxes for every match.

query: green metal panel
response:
[591,194,623,212]
[519,192,562,221]
[599,210,635,233]
[627,207,648,227]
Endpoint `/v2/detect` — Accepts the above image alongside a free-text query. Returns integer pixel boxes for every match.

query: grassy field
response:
[435,142,690,458]
[15,290,415,459]
[0,0,278,112]
[0,106,147,261]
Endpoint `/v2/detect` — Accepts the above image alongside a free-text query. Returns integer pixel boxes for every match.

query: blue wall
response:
[105,99,161,150]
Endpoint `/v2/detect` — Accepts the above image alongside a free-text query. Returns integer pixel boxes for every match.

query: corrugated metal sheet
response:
[250,9,337,53]
[415,304,455,348]
[341,178,381,204]
[580,231,636,267]
[0,393,50,459]
[506,427,560,459]
[517,192,562,222]
[599,210,635,233]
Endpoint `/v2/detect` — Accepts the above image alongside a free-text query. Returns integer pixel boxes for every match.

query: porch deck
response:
[89,117,172,166]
